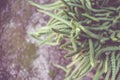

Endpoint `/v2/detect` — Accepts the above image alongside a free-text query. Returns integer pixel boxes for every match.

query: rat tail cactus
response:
[29,0,120,80]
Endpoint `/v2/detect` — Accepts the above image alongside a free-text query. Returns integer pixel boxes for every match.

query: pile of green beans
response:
[29,0,120,80]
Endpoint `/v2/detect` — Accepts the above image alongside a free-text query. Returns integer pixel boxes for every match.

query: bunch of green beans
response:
[29,0,120,80]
